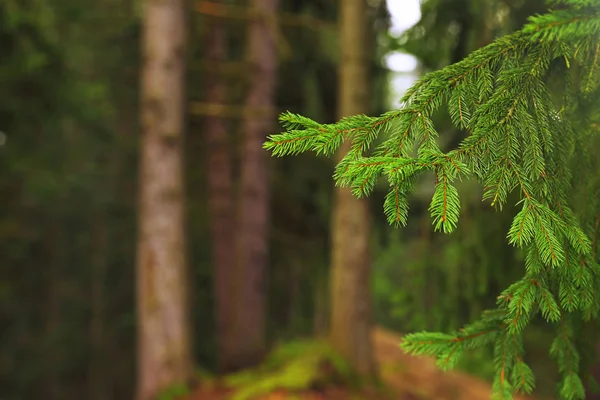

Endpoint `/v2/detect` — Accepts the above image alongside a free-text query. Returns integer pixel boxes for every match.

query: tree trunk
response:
[330,0,375,377]
[44,220,64,399]
[313,267,330,337]
[137,0,192,398]
[204,15,236,373]
[229,0,278,370]
[88,214,107,400]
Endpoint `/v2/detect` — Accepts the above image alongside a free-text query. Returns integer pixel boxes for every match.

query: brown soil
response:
[187,327,535,400]
[373,328,531,400]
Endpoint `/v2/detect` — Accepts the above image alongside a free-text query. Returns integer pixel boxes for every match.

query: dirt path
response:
[373,327,530,400]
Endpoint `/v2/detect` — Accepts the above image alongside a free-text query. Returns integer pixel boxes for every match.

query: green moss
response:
[224,340,355,400]
[156,383,190,400]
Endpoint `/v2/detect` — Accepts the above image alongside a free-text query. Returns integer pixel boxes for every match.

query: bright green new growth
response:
[264,1,600,399]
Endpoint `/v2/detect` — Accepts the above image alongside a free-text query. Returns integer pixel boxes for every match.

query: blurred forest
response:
[3,0,591,399]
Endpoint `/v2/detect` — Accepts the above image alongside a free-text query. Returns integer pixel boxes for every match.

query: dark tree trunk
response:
[204,14,236,373]
[44,220,64,399]
[229,0,279,371]
[88,214,107,400]
[313,268,330,337]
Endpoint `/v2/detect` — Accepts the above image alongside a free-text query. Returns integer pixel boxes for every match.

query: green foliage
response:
[156,384,190,400]
[0,1,141,399]
[265,1,600,399]
[224,340,354,400]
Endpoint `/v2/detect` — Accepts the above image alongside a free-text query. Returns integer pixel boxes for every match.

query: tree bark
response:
[313,267,330,337]
[137,0,192,398]
[330,0,375,377]
[44,220,64,399]
[203,14,236,373]
[88,214,107,400]
[229,0,278,371]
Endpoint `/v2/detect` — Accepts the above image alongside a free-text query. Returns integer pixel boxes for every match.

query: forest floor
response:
[187,327,533,400]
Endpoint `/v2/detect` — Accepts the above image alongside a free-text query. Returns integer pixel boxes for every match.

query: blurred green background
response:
[0,0,568,399]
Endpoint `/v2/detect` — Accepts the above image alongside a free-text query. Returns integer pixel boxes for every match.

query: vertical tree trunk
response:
[204,16,236,373]
[137,0,192,398]
[330,0,375,377]
[313,268,330,337]
[229,0,278,370]
[44,220,64,399]
[88,214,107,400]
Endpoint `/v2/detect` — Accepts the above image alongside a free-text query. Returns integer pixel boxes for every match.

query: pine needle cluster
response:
[264,1,600,399]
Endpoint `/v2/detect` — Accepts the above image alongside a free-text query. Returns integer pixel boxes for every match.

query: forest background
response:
[1,0,577,399]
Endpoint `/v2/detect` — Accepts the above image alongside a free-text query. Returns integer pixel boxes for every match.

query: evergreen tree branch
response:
[264,3,600,398]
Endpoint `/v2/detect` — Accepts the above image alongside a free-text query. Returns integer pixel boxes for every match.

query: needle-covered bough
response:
[264,1,600,398]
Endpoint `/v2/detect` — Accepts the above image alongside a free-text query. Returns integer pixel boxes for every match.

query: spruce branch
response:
[511,334,536,395]
[264,3,600,398]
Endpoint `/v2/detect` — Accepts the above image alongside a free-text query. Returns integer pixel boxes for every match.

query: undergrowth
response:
[223,339,357,400]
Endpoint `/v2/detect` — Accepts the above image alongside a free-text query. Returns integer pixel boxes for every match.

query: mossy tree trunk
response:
[137,0,192,398]
[330,0,375,378]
